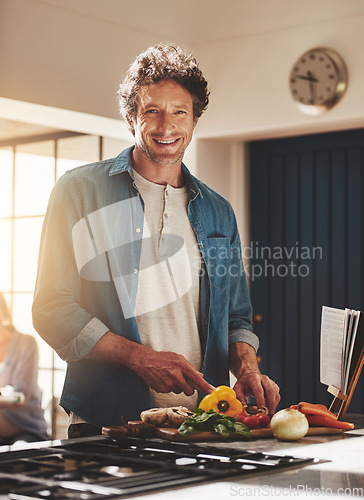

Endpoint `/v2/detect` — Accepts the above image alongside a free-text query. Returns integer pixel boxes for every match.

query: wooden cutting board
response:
[157,426,344,441]
[102,422,344,442]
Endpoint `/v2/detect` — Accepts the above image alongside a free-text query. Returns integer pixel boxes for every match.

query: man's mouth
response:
[153,138,180,145]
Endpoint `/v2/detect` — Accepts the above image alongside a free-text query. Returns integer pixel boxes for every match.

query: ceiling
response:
[33,0,364,46]
[3,0,364,142]
[0,119,63,146]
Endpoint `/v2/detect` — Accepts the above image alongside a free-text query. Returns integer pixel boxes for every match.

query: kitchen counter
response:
[0,414,363,499]
[144,414,364,499]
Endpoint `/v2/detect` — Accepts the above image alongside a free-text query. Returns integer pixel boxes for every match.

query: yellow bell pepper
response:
[199,385,243,417]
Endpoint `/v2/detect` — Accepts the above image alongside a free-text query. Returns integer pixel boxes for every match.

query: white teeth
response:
[156,139,177,144]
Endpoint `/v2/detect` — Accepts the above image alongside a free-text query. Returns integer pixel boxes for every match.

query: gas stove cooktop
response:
[0,435,316,499]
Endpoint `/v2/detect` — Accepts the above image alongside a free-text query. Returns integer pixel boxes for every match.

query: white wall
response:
[194,15,364,141]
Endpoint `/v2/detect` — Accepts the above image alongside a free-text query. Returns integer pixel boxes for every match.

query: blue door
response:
[250,128,363,411]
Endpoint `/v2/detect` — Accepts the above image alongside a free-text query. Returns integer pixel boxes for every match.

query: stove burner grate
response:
[0,435,316,499]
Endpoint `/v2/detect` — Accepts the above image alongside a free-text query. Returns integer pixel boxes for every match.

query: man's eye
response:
[146,109,158,114]
[175,110,186,115]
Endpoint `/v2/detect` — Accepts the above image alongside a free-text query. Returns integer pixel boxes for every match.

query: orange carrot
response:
[295,402,337,418]
[306,414,354,429]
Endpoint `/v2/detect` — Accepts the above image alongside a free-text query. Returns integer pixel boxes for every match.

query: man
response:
[32,43,280,438]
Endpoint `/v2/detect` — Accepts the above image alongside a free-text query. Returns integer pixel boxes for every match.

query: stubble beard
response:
[137,133,188,167]
[144,147,185,166]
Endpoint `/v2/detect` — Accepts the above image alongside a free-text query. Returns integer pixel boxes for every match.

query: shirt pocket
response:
[205,237,230,291]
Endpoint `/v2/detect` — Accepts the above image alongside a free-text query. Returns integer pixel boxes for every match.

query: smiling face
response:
[129,80,197,177]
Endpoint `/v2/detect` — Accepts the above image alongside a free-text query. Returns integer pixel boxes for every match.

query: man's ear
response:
[126,114,134,130]
[193,117,199,129]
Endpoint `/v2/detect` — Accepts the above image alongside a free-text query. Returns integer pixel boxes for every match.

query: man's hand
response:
[229,342,280,415]
[87,331,213,397]
[132,349,213,397]
[233,372,280,415]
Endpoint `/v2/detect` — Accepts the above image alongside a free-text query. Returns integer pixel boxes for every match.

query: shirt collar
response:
[109,145,202,199]
[109,146,134,176]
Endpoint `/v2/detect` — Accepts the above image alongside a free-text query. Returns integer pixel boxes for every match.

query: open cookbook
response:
[320,306,364,395]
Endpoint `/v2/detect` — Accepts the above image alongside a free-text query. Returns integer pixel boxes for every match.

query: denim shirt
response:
[32,146,258,427]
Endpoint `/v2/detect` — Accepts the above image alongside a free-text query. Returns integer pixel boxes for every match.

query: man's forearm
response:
[229,341,280,414]
[229,342,260,379]
[86,331,146,372]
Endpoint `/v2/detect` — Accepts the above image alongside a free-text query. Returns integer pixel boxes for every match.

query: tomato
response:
[236,414,246,424]
[240,415,260,429]
[256,413,270,428]
[237,404,271,430]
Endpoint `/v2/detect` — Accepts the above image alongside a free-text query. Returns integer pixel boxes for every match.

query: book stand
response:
[328,345,364,420]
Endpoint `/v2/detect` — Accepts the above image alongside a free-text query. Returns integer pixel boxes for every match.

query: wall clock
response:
[289,47,348,115]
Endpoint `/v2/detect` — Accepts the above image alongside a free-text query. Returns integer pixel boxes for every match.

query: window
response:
[0,133,133,438]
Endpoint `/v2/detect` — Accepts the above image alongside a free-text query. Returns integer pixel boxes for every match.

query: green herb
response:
[177,409,252,439]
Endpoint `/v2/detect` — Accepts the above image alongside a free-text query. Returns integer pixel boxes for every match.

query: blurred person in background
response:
[0,292,48,445]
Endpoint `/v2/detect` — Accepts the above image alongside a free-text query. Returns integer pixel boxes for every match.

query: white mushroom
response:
[140,407,168,426]
[166,406,193,427]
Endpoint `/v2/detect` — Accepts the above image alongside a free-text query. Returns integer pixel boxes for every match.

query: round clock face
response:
[289,47,347,115]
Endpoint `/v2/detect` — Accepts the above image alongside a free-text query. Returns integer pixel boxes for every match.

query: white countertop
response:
[1,415,363,499]
[142,415,364,500]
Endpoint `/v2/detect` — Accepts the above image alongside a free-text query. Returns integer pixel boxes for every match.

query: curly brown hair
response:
[118,43,209,122]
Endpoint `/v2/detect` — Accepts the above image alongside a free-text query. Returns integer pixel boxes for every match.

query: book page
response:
[320,306,346,390]
[345,311,364,393]
[341,308,352,363]
[343,311,360,394]
[342,309,354,389]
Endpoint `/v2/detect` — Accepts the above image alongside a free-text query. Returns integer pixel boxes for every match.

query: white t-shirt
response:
[133,169,202,410]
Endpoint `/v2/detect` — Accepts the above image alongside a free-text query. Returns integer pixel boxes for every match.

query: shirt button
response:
[136,227,141,233]
[164,213,168,219]
[161,237,165,244]
[134,268,138,274]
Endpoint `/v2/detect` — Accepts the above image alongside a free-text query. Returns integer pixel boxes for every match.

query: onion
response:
[270,408,309,441]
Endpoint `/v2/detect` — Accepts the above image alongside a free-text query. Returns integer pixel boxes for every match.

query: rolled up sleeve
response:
[56,317,110,362]
[32,172,108,362]
[228,328,259,352]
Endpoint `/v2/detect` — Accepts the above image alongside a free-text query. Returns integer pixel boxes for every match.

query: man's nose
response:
[158,113,174,134]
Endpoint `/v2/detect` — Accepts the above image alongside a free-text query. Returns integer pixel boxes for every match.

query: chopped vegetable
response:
[241,403,269,416]
[198,385,243,417]
[177,408,252,439]
[237,404,271,429]
[238,415,260,429]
